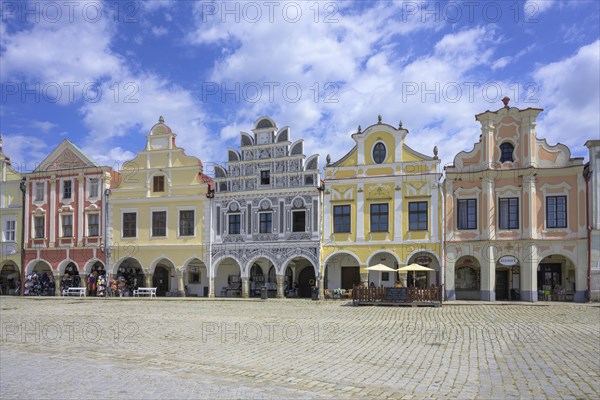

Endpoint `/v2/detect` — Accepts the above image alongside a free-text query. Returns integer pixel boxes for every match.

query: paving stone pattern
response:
[1,297,599,399]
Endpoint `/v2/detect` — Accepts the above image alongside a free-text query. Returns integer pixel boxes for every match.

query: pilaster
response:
[276,275,284,298]
[357,185,364,242]
[242,277,249,298]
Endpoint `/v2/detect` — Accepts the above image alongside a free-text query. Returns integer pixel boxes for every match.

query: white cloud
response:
[0,134,49,171]
[151,26,168,37]
[30,120,56,133]
[524,0,555,14]
[492,56,512,71]
[532,40,600,156]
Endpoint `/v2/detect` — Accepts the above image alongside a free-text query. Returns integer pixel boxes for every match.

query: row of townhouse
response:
[1,101,599,301]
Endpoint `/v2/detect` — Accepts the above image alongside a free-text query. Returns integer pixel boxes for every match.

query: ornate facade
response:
[585,140,600,301]
[108,117,212,296]
[444,100,587,302]
[211,117,320,298]
[22,140,114,295]
[0,137,22,295]
[321,116,443,296]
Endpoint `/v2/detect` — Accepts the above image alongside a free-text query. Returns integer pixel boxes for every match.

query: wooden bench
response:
[133,287,157,298]
[62,287,86,297]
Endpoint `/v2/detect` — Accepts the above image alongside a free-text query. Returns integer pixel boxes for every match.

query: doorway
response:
[495,270,509,300]
[297,266,316,298]
[153,266,170,296]
[341,267,360,290]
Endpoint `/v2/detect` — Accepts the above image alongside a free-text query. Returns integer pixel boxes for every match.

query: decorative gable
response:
[35,140,97,172]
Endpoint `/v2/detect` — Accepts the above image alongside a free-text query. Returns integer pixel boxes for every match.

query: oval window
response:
[373,142,386,164]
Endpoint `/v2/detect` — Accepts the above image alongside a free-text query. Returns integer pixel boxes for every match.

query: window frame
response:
[63,180,72,199]
[88,177,100,199]
[179,210,195,237]
[260,170,270,186]
[34,182,45,202]
[370,203,389,232]
[122,212,137,238]
[259,212,272,233]
[61,214,73,238]
[373,142,387,164]
[151,210,167,237]
[228,213,241,235]
[408,201,428,231]
[34,215,45,239]
[292,210,307,232]
[546,195,567,229]
[153,175,165,192]
[333,204,351,233]
[498,197,519,230]
[3,219,16,242]
[87,213,100,237]
[499,142,514,163]
[457,198,477,230]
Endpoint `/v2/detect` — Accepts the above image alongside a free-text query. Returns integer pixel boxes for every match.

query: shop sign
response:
[498,256,518,266]
[415,256,432,265]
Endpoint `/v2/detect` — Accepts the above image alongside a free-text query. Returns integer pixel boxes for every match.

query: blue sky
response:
[1,0,599,174]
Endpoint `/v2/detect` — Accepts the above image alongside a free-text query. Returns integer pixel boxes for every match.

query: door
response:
[341,267,360,290]
[153,266,170,296]
[297,266,316,298]
[495,270,509,300]
[537,264,561,290]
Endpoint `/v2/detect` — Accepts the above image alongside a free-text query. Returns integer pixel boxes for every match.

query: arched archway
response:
[538,254,576,302]
[283,256,317,298]
[324,252,361,290]
[152,258,175,296]
[214,257,242,297]
[454,256,481,300]
[0,261,20,295]
[24,260,54,296]
[247,257,275,297]
[184,258,209,297]
[115,257,144,297]
[369,251,400,288]
[405,251,441,289]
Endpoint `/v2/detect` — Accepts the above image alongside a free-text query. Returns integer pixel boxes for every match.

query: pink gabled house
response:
[23,140,117,295]
[444,99,587,302]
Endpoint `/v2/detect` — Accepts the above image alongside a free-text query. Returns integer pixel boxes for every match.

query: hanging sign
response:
[498,256,518,266]
[415,256,432,265]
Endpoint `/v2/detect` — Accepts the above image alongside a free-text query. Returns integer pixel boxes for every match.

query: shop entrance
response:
[341,267,360,290]
[538,263,562,291]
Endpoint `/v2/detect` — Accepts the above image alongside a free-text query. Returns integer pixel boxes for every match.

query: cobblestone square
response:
[1,297,599,399]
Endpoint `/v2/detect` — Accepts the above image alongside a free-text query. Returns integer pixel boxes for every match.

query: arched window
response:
[373,142,386,164]
[499,143,514,163]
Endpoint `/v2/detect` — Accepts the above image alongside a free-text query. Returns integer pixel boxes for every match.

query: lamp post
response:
[19,178,26,296]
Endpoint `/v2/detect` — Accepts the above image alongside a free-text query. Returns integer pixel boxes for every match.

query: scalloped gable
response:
[35,139,98,172]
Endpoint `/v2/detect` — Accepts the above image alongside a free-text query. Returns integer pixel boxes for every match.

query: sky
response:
[1,0,599,175]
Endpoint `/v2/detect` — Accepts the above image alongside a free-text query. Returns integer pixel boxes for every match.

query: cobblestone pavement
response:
[1,297,599,399]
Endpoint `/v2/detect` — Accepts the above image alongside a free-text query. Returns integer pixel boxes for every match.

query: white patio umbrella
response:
[366,264,397,287]
[397,263,433,287]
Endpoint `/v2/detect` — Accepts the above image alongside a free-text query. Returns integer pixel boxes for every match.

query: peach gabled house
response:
[444,99,588,302]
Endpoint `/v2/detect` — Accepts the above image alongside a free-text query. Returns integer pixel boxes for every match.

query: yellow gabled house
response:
[108,117,213,296]
[321,116,443,294]
[0,137,23,295]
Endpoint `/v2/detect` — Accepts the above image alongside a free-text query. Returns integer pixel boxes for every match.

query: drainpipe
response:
[440,176,445,300]
[19,178,26,296]
[104,188,111,284]
[585,169,591,302]
[207,183,214,297]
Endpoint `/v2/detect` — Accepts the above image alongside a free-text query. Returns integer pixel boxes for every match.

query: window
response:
[152,211,167,237]
[498,197,519,229]
[63,180,72,199]
[370,203,389,232]
[260,170,270,185]
[409,202,428,230]
[62,215,73,237]
[499,142,514,163]
[89,178,99,198]
[333,205,351,233]
[373,142,386,164]
[381,272,390,281]
[35,182,44,201]
[259,212,272,233]
[4,220,16,241]
[179,210,195,236]
[34,216,45,238]
[546,196,567,228]
[228,214,241,235]
[153,176,165,192]
[292,211,306,232]
[88,214,99,237]
[189,269,200,284]
[123,212,137,238]
[457,199,477,230]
